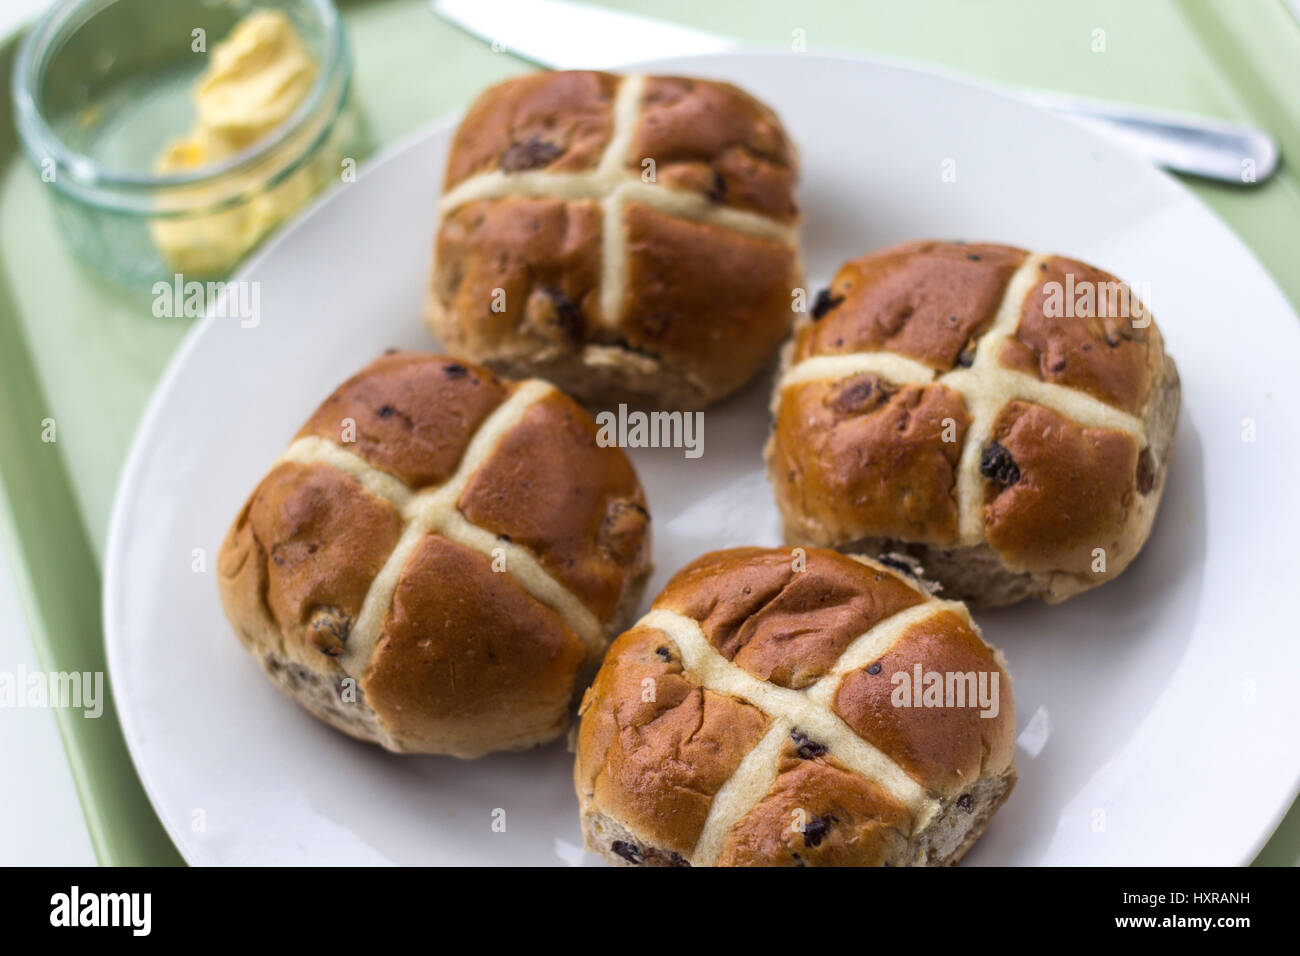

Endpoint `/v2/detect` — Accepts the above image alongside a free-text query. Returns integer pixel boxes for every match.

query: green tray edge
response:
[1182,0,1300,170]
[1180,0,1300,866]
[0,25,182,866]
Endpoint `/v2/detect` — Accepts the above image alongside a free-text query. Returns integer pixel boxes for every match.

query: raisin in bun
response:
[768,241,1180,606]
[426,70,801,410]
[217,352,651,758]
[575,547,1016,866]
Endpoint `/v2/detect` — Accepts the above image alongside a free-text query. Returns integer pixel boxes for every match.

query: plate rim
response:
[103,48,1300,866]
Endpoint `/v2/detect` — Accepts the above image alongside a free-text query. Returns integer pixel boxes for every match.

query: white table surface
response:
[0,0,97,866]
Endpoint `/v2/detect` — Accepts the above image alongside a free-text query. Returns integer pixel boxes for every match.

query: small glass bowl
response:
[12,0,369,287]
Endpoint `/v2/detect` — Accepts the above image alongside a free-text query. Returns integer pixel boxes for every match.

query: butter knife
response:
[432,0,1279,185]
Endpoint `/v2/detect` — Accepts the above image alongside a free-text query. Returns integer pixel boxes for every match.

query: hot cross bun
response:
[575,547,1016,866]
[767,241,1181,606]
[217,352,651,758]
[425,70,802,410]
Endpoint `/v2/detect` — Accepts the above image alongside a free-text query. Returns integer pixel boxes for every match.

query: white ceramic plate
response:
[105,52,1300,866]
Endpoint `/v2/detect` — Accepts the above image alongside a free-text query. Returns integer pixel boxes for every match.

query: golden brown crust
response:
[617,202,798,404]
[629,76,799,221]
[653,547,922,689]
[1001,255,1159,414]
[427,71,801,410]
[576,626,771,858]
[298,352,508,488]
[443,71,619,188]
[432,198,604,360]
[982,401,1140,574]
[715,753,912,866]
[217,352,652,757]
[770,377,971,547]
[458,390,650,621]
[831,610,1017,797]
[770,242,1180,605]
[363,535,585,756]
[575,546,1017,867]
[231,462,403,667]
[795,241,1027,368]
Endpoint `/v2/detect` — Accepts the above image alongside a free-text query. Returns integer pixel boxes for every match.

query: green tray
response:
[2,0,1298,866]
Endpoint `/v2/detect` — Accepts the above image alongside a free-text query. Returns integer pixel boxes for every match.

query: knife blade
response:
[432,0,1279,185]
[435,0,737,69]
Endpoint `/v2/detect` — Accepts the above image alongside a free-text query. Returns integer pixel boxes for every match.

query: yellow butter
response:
[151,10,320,276]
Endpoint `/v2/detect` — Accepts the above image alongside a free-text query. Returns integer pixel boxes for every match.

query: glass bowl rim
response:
[11,0,348,207]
